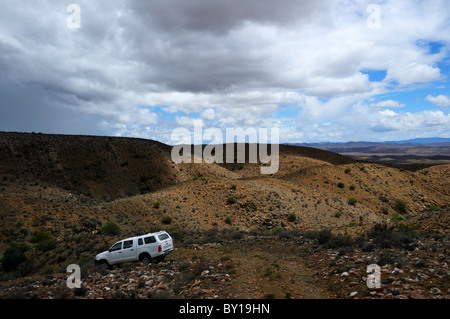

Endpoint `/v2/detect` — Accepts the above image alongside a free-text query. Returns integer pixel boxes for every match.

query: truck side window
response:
[110,242,122,252]
[138,238,143,245]
[144,236,156,244]
[123,240,133,249]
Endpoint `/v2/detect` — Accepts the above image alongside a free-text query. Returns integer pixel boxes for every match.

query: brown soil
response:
[0,132,448,299]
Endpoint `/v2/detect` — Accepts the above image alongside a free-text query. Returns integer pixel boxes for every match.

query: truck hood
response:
[95,250,109,260]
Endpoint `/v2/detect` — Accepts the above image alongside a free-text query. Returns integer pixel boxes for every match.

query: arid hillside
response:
[0,132,448,299]
[0,132,179,201]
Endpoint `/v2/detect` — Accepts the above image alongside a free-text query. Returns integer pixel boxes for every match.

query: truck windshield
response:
[110,242,122,252]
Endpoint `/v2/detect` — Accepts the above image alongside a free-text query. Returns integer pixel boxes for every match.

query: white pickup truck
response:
[95,231,174,269]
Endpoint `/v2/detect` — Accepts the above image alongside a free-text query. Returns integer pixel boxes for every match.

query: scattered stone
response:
[430,287,441,295]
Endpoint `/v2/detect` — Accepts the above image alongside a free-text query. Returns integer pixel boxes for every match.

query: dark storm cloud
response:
[0,0,449,142]
[129,0,328,34]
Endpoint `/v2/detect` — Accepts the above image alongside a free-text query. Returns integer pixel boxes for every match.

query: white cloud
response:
[426,95,450,108]
[0,0,449,143]
[370,100,406,108]
[386,63,441,84]
[201,108,216,120]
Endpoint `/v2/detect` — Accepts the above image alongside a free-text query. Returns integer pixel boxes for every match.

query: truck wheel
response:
[140,254,152,265]
[98,260,110,270]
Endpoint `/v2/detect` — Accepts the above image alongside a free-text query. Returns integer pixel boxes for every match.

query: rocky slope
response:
[0,132,448,299]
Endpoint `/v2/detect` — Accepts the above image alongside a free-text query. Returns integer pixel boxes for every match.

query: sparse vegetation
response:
[227,196,236,204]
[0,132,448,300]
[344,168,351,174]
[305,229,353,249]
[224,215,233,224]
[393,199,407,214]
[29,231,57,252]
[0,243,30,272]
[287,213,296,222]
[29,231,52,244]
[100,222,121,236]
[428,205,441,212]
[161,216,173,225]
[391,212,404,221]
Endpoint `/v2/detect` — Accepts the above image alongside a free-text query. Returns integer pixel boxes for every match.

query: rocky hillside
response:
[0,132,179,201]
[0,132,448,299]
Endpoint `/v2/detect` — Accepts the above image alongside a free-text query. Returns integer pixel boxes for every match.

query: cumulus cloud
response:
[201,108,216,120]
[426,95,450,108]
[370,100,406,108]
[0,0,449,143]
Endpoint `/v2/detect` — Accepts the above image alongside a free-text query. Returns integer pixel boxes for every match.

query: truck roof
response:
[118,230,168,242]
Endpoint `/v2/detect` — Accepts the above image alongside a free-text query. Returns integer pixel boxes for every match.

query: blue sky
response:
[0,0,449,144]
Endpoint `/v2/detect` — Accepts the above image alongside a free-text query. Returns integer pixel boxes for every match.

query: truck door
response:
[121,239,136,262]
[108,241,123,264]
[144,235,158,257]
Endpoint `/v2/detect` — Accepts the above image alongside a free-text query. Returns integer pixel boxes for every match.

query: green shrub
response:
[347,197,357,205]
[287,213,296,222]
[305,230,353,249]
[391,212,404,222]
[334,211,342,218]
[0,243,30,272]
[344,168,351,174]
[396,223,418,237]
[349,185,355,191]
[230,184,237,190]
[428,205,441,212]
[35,239,57,252]
[366,223,417,249]
[161,216,173,225]
[224,216,233,224]
[29,231,52,244]
[153,202,160,209]
[227,196,236,204]
[318,230,332,245]
[337,182,345,188]
[100,222,121,235]
[393,199,407,214]
[29,231,57,252]
[367,224,395,248]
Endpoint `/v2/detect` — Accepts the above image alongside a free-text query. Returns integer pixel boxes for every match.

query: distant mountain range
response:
[287,138,450,163]
[289,137,450,148]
